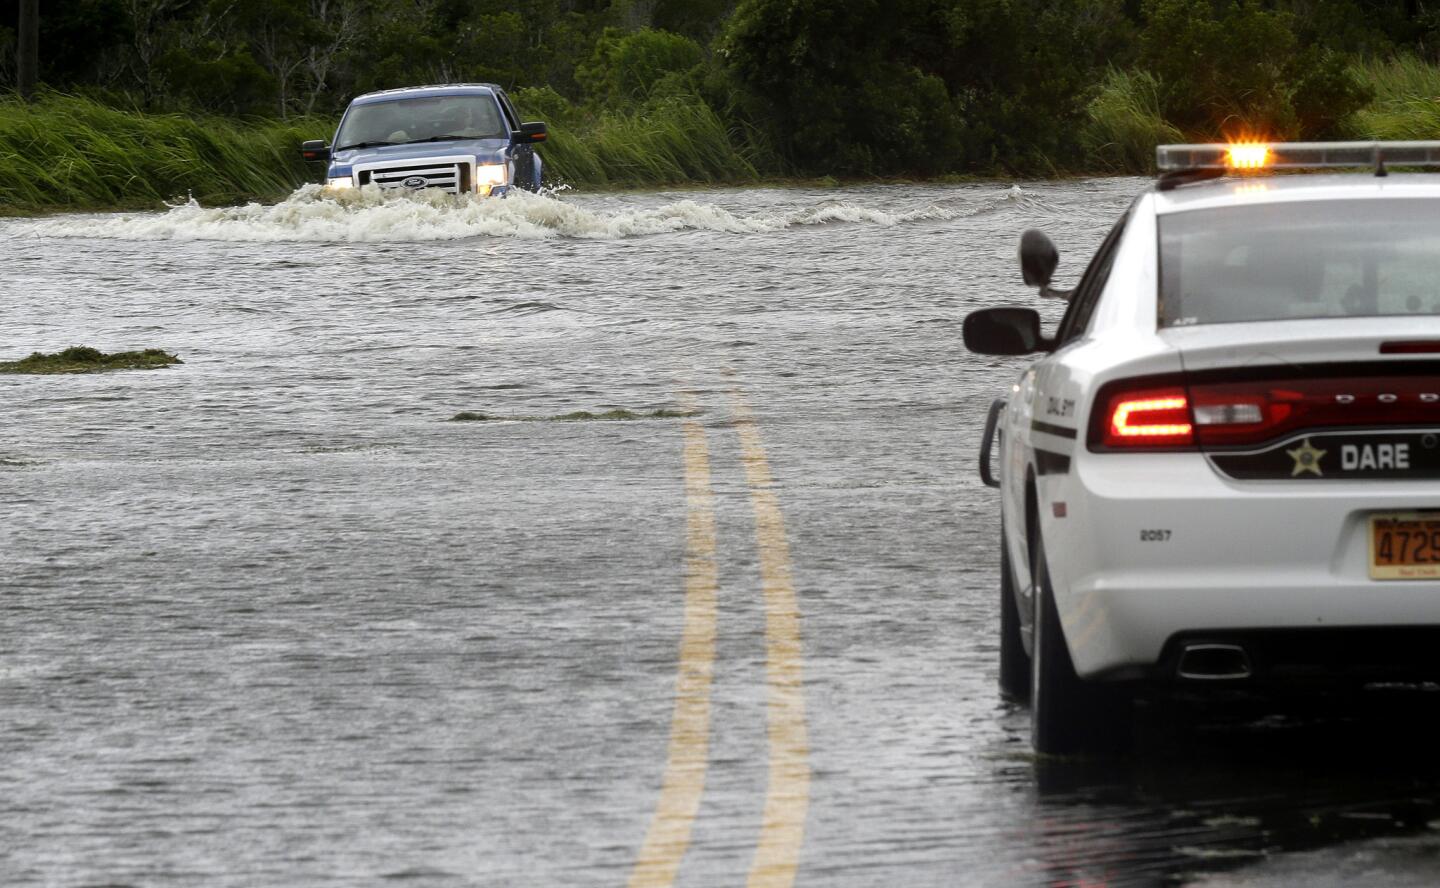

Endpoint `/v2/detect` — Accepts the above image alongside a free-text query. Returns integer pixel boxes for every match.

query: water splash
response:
[28,183,1014,244]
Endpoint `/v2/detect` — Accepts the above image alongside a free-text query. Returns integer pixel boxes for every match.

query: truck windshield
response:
[335,95,507,150]
[1158,199,1440,327]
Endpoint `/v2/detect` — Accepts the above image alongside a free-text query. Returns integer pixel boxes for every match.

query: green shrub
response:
[719,0,968,176]
[513,86,580,128]
[155,49,279,118]
[577,28,706,107]
[1139,0,1368,139]
[1082,69,1183,172]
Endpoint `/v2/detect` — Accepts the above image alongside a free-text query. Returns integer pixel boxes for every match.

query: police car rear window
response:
[1158,199,1440,327]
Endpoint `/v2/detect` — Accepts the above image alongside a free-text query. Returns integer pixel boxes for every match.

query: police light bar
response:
[1156,141,1440,172]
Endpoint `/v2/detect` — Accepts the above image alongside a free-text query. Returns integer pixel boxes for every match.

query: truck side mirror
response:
[301,140,330,162]
[1019,229,1058,287]
[516,122,547,144]
[963,307,1052,356]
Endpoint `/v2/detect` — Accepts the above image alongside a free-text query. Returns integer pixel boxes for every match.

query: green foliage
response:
[513,85,580,126]
[1349,54,1440,140]
[651,0,733,41]
[27,0,130,87]
[1290,47,1372,138]
[720,0,1132,176]
[156,49,278,117]
[533,94,763,186]
[455,12,529,86]
[1139,0,1290,136]
[577,28,705,106]
[348,6,449,99]
[0,26,12,89]
[1138,0,1368,139]
[940,0,1134,172]
[512,84,767,188]
[1280,0,1439,57]
[0,93,325,210]
[720,0,965,176]
[0,346,182,374]
[1081,69,1183,172]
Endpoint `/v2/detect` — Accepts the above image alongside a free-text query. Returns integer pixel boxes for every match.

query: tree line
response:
[3,0,1440,176]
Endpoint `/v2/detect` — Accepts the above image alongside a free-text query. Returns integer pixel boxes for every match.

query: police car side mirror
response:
[1019,229,1058,287]
[963,307,1052,355]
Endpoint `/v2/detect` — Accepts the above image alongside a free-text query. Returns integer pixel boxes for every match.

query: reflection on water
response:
[1029,693,1440,887]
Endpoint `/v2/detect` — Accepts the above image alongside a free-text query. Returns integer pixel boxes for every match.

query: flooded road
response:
[4,181,1440,887]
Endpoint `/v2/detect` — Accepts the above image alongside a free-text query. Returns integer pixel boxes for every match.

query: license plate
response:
[1370,512,1440,580]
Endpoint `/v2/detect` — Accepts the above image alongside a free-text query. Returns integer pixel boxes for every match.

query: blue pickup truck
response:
[301,84,546,196]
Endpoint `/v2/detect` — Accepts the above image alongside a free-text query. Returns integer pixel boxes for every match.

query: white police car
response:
[966,142,1440,754]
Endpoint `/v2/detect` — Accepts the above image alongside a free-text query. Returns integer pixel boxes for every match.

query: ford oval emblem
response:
[401,176,427,189]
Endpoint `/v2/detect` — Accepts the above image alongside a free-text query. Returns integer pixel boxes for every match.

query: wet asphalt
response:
[3,182,1440,887]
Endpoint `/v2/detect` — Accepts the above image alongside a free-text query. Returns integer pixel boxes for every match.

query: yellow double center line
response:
[629,408,720,888]
[730,390,811,888]
[628,388,811,888]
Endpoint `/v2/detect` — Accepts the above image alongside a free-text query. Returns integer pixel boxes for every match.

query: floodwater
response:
[3,181,1440,887]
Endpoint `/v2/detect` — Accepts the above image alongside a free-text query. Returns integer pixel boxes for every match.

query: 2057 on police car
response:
[966,141,1440,755]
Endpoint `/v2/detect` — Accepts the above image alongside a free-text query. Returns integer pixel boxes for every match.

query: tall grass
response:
[1348,55,1440,141]
[1080,69,1183,173]
[528,95,766,188]
[0,93,330,212]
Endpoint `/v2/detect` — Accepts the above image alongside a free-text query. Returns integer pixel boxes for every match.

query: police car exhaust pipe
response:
[1176,643,1253,680]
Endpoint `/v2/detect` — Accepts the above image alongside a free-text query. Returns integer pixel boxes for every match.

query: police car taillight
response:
[1091,373,1440,451]
[1101,387,1194,448]
[1187,382,1299,446]
[1190,377,1440,446]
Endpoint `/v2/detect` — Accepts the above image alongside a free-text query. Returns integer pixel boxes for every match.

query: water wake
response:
[28,183,1021,243]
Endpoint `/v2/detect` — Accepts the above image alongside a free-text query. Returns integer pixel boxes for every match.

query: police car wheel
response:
[998,526,1030,701]
[1030,532,1132,756]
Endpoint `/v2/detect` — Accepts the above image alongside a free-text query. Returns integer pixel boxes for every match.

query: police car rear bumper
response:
[1045,451,1440,679]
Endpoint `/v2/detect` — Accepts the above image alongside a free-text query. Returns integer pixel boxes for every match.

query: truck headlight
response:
[326,176,354,189]
[475,163,508,194]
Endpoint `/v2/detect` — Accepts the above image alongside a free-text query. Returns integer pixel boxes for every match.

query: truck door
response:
[496,90,535,190]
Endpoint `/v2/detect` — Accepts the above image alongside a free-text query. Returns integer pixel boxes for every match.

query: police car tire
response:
[998,528,1030,701]
[1030,534,1132,756]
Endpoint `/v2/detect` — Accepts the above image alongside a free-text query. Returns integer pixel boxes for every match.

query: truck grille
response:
[356,160,471,194]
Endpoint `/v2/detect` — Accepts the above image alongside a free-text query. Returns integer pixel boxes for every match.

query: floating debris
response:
[448,408,697,423]
[0,346,182,374]
[551,408,697,422]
